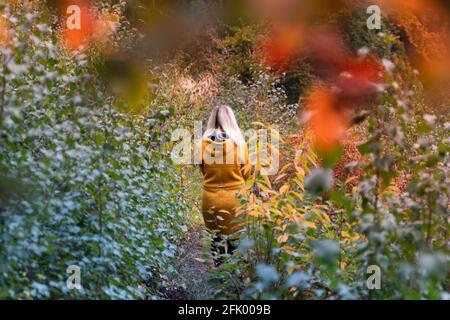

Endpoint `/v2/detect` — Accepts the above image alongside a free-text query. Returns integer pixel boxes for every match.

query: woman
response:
[198,105,251,260]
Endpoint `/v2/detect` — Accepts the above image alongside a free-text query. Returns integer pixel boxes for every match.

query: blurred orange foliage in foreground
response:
[305,86,349,152]
[60,0,118,51]
[254,0,449,154]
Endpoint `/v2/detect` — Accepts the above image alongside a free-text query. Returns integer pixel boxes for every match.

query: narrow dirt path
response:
[158,223,216,299]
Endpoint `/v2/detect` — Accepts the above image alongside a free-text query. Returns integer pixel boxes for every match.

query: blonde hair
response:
[203,105,245,145]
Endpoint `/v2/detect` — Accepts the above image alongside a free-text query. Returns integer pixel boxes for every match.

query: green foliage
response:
[213,63,449,301]
[279,61,317,105]
[213,23,263,84]
[342,69,450,299]
[200,6,449,301]
[1,1,448,301]
[0,4,188,299]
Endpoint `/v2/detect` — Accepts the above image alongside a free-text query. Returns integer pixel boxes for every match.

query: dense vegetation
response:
[0,3,188,299]
[0,1,448,299]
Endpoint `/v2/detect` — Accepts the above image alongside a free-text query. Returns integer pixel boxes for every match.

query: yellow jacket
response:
[199,138,251,235]
[200,138,251,188]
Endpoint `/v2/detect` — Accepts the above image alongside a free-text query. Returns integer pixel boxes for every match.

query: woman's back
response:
[200,133,250,189]
[199,105,250,259]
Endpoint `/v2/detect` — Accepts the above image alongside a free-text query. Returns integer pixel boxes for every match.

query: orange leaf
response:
[277,233,289,243]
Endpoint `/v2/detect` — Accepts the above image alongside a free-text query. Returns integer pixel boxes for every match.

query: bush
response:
[0,4,187,299]
[214,57,449,301]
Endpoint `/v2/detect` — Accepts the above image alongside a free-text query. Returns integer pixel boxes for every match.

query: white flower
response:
[36,24,48,32]
[373,83,386,92]
[382,58,395,72]
[358,47,369,57]
[423,114,437,126]
[25,13,34,22]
